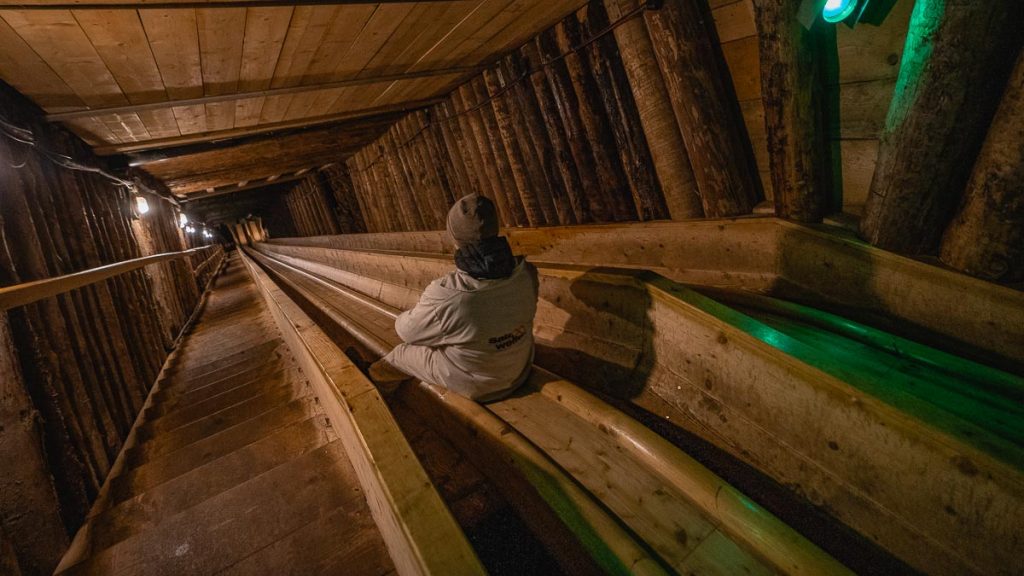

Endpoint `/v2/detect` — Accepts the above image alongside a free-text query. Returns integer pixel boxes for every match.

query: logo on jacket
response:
[489,325,528,350]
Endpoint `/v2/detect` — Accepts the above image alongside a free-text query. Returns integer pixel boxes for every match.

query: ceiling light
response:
[134,195,150,215]
[822,0,858,23]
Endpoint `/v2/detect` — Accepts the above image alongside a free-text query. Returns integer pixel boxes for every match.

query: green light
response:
[822,0,858,22]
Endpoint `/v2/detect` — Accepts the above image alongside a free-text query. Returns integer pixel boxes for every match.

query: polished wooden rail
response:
[246,246,853,576]
[252,238,1023,576]
[0,245,221,311]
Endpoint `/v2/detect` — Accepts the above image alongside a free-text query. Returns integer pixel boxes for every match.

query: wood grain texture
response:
[940,49,1024,282]
[644,0,762,217]
[752,0,836,222]
[860,0,1024,253]
[606,0,701,219]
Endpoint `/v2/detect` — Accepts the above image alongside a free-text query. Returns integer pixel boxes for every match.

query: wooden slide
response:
[250,237,1023,576]
[243,246,852,576]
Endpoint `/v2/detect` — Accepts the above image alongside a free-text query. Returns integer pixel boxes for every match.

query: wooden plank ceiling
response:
[0,0,587,195]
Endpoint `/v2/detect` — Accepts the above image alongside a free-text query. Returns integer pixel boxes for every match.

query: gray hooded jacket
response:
[384,258,539,401]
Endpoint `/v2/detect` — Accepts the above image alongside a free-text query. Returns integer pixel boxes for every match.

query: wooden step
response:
[59,254,397,576]
[149,363,297,415]
[110,397,323,505]
[130,379,313,449]
[217,503,392,576]
[172,338,285,382]
[84,416,334,552]
[139,370,305,438]
[62,443,371,576]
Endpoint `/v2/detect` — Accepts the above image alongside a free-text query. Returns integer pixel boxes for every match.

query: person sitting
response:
[369,194,538,402]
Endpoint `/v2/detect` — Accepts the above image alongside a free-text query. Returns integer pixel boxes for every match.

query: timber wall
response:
[339,0,916,232]
[282,164,367,237]
[346,0,764,232]
[0,83,218,575]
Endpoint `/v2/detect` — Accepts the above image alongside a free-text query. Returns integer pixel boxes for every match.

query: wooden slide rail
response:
[0,245,223,311]
[252,240,1023,576]
[245,249,671,576]
[246,246,851,576]
[237,251,485,576]
[265,217,1024,368]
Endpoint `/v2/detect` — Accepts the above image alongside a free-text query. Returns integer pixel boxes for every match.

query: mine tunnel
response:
[0,0,1021,574]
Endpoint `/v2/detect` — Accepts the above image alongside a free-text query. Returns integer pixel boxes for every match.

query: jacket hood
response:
[436,257,530,294]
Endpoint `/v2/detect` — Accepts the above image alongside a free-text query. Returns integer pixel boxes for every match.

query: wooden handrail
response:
[0,246,219,311]
[191,247,224,279]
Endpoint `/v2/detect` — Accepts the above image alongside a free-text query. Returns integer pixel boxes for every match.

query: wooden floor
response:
[57,255,395,576]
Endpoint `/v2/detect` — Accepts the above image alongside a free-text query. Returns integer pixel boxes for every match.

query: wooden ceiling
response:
[137,112,401,194]
[0,0,587,195]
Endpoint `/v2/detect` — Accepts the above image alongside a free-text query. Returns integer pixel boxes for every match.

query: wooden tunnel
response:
[0,1,1021,575]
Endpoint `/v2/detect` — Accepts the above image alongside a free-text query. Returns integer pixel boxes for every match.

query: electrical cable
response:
[0,111,180,207]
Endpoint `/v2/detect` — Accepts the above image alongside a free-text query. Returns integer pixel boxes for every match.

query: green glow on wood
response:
[822,0,858,23]
[884,0,942,131]
[667,283,1024,468]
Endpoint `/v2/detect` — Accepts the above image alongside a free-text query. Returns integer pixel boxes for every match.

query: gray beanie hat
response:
[447,194,499,247]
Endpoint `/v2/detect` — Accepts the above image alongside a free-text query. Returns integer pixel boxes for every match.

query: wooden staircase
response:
[55,255,395,576]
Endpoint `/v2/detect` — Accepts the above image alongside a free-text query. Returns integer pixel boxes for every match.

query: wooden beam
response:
[166,156,341,193]
[180,174,306,202]
[93,99,441,155]
[939,49,1024,281]
[860,0,1023,253]
[47,67,480,122]
[753,0,837,222]
[0,246,217,311]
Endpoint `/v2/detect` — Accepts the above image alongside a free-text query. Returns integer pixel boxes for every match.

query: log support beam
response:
[939,49,1024,281]
[753,0,838,222]
[644,0,763,217]
[860,0,1024,253]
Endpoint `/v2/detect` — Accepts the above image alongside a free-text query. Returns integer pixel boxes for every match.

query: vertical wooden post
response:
[582,0,667,221]
[752,0,837,222]
[459,82,528,227]
[860,0,1023,253]
[495,61,561,225]
[522,41,593,223]
[481,71,546,227]
[0,300,68,576]
[438,100,482,200]
[504,53,577,225]
[940,49,1024,281]
[348,154,379,232]
[553,18,635,221]
[645,0,763,216]
[605,0,703,220]
[372,144,404,232]
[383,130,426,231]
[419,109,458,207]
